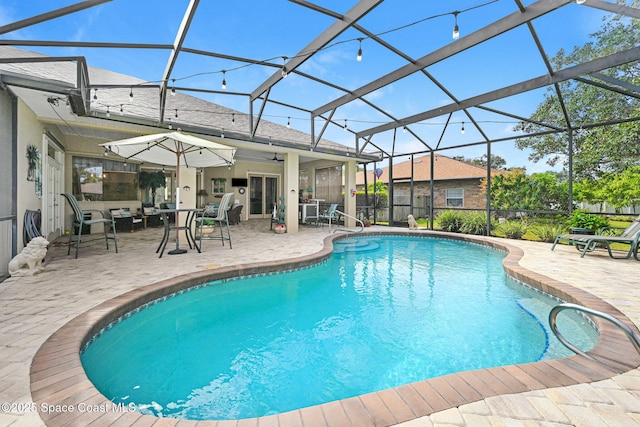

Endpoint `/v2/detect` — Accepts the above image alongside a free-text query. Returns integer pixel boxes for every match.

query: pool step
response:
[333,239,380,253]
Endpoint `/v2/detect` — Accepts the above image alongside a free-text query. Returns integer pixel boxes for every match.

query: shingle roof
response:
[357,154,499,184]
[0,46,366,156]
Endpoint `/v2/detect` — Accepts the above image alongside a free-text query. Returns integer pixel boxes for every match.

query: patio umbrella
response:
[100,131,236,252]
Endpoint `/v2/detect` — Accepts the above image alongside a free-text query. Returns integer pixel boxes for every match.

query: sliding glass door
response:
[249,174,279,219]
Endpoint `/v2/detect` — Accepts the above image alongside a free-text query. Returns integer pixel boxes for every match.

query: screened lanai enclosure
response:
[1,0,640,235]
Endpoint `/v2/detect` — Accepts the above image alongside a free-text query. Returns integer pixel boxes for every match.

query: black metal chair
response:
[61,193,118,258]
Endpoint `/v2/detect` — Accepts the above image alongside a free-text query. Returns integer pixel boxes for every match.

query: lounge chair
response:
[551,215,640,259]
[61,193,118,258]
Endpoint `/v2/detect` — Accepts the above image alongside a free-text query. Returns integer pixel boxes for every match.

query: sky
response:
[0,0,617,173]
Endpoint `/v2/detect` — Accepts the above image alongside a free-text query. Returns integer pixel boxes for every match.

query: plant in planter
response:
[200,219,216,235]
[139,171,166,205]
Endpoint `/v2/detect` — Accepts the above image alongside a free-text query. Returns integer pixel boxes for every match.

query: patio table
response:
[156,208,203,257]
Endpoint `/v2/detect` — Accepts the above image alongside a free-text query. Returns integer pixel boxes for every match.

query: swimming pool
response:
[81,235,597,421]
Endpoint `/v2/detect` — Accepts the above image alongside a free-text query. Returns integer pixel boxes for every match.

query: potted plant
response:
[200,218,215,236]
[139,171,166,205]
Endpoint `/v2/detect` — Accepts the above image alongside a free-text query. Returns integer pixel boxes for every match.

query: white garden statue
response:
[8,236,49,276]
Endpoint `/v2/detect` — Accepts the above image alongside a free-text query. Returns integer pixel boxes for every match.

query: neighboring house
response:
[357,154,501,220]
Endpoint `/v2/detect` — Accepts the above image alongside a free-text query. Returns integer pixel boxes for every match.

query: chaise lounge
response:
[551,215,640,259]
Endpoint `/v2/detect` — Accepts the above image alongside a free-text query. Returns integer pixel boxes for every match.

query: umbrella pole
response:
[168,160,187,255]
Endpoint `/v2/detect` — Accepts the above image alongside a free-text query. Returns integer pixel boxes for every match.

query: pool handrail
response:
[549,302,640,360]
[332,209,364,233]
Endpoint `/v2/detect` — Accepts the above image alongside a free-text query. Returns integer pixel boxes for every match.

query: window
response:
[315,165,343,204]
[446,188,464,207]
[299,170,311,201]
[211,178,226,194]
[72,156,138,201]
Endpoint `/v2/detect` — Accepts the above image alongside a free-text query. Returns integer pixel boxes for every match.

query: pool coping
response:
[30,231,640,426]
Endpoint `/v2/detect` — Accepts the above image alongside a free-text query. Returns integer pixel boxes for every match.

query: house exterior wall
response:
[0,90,15,274]
[386,178,486,210]
[16,99,46,251]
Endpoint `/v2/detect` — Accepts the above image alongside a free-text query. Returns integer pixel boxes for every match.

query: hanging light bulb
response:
[129,87,134,99]
[104,147,109,156]
[171,79,176,96]
[123,160,127,167]
[120,104,123,113]
[232,113,235,124]
[575,0,586,3]
[344,119,348,131]
[93,88,98,100]
[452,11,460,39]
[402,126,407,133]
[106,106,110,117]
[461,121,465,134]
[221,128,225,138]
[287,117,291,129]
[356,38,363,62]
[221,70,227,90]
[175,109,178,118]
[281,56,288,78]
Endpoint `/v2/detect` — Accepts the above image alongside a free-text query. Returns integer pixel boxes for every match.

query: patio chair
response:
[197,192,234,249]
[61,193,118,258]
[109,208,144,232]
[315,203,339,229]
[551,215,640,259]
[142,202,162,227]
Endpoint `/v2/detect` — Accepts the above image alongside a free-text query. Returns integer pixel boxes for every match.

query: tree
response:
[452,154,508,170]
[575,166,640,210]
[514,4,640,179]
[487,170,569,212]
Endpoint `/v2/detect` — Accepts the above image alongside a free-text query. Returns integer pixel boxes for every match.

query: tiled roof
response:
[357,154,499,184]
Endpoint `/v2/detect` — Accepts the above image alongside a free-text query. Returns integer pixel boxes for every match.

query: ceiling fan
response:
[270,153,284,162]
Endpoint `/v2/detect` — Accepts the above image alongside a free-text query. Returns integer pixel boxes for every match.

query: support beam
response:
[0,0,112,35]
[580,0,640,19]
[251,0,383,102]
[159,0,200,123]
[313,0,571,117]
[357,47,640,138]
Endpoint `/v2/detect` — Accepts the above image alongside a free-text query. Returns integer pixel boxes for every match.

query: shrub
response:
[437,210,465,233]
[568,210,609,231]
[460,212,489,235]
[498,220,529,239]
[531,224,566,243]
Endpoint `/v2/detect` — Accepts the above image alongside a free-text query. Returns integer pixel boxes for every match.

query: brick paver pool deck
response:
[1,221,639,426]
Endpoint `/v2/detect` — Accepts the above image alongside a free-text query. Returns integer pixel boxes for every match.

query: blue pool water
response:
[81,235,597,420]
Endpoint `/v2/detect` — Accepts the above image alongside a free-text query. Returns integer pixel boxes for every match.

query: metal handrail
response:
[549,303,640,360]
[332,209,364,233]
